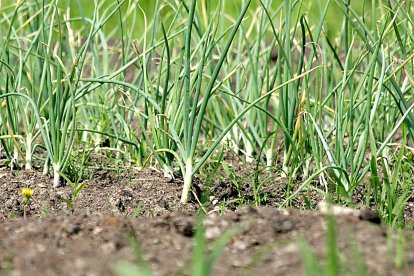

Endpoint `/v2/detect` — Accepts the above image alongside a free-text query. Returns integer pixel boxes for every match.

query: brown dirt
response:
[1,167,414,275]
[0,168,198,219]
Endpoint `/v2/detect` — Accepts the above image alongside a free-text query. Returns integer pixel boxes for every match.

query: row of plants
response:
[0,0,413,225]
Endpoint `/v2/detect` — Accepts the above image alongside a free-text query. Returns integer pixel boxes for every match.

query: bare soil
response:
[1,167,414,275]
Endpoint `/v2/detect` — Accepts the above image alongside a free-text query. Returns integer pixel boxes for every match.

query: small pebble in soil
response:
[205,226,222,239]
[273,218,294,233]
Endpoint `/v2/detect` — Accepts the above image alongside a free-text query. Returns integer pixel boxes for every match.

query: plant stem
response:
[266,147,273,168]
[181,158,193,204]
[25,133,32,170]
[246,140,254,163]
[53,163,60,188]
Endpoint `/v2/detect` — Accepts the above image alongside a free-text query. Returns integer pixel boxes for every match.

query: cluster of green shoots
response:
[0,0,413,222]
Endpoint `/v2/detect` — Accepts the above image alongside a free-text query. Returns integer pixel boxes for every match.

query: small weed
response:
[131,203,142,219]
[112,232,153,276]
[191,217,243,276]
[58,147,93,211]
[40,202,50,219]
[297,213,368,276]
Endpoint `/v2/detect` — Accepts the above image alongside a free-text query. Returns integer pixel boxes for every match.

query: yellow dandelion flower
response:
[22,188,34,199]
[21,188,34,219]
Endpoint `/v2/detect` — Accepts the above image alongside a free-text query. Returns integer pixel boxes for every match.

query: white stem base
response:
[43,158,49,175]
[11,147,19,171]
[265,148,273,168]
[180,159,193,204]
[53,164,61,188]
[246,141,254,163]
[282,151,289,177]
[25,133,32,170]
[163,164,174,182]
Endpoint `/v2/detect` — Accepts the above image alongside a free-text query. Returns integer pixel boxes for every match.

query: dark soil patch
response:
[1,168,414,275]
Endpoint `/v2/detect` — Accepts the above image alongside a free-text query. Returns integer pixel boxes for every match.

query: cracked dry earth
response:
[1,168,414,275]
